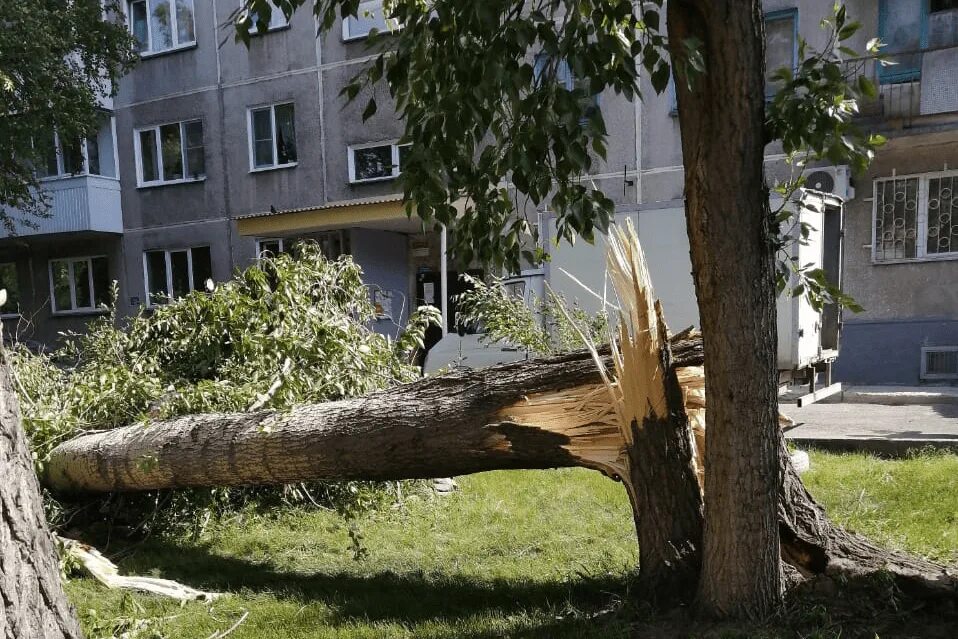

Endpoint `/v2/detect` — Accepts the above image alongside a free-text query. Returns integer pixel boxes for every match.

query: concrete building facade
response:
[0,0,956,385]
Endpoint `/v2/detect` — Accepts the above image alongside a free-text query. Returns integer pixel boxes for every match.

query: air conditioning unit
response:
[804,166,855,201]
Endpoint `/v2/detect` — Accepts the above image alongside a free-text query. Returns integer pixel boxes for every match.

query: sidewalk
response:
[781,402,958,456]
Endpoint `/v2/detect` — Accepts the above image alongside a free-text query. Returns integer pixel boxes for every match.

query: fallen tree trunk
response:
[43,335,698,493]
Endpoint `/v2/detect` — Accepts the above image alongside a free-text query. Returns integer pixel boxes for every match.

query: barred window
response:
[926,175,958,255]
[873,171,958,262]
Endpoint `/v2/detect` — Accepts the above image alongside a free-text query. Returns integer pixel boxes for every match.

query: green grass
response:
[66,453,958,638]
[803,450,958,564]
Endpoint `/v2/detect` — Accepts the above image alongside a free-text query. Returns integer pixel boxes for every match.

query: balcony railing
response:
[1,174,123,238]
[844,45,958,127]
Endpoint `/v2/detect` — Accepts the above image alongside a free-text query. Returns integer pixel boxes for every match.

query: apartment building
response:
[1,0,955,385]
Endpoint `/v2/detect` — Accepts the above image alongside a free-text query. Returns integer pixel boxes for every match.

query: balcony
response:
[845,45,958,130]
[1,175,123,238]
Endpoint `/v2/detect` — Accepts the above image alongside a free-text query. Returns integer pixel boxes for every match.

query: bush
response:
[11,243,440,535]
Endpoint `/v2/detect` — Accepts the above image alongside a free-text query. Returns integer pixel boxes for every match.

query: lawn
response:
[66,451,958,638]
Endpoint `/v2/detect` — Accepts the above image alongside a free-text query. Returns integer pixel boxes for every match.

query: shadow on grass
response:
[104,538,642,638]
[84,537,958,639]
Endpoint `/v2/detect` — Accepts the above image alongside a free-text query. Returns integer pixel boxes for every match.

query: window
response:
[348,142,409,183]
[248,103,297,170]
[249,1,288,33]
[143,246,213,306]
[128,0,196,55]
[921,346,958,380]
[873,170,958,262]
[256,233,349,260]
[878,0,928,83]
[533,53,600,122]
[34,121,114,179]
[34,131,90,179]
[342,1,400,40]
[135,120,205,186]
[49,257,109,313]
[0,262,21,317]
[256,237,288,257]
[765,9,797,97]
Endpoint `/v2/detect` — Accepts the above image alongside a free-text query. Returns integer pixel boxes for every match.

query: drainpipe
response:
[440,225,448,334]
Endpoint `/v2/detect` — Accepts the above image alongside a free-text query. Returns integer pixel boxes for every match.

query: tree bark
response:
[625,324,704,603]
[0,355,83,639]
[667,0,783,619]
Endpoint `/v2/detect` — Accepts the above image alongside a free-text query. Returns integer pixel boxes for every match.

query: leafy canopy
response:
[237,1,882,286]
[0,0,136,225]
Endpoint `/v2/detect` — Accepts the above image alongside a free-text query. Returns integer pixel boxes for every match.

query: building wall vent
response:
[920,346,958,380]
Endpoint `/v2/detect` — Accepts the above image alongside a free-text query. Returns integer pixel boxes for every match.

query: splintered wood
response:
[496,220,707,488]
[498,383,627,479]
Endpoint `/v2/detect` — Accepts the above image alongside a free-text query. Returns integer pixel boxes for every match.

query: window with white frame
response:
[249,1,288,33]
[144,246,213,306]
[873,170,958,262]
[249,103,297,170]
[128,0,196,55]
[256,232,350,260]
[342,1,401,40]
[348,142,409,183]
[765,9,797,97]
[35,116,116,179]
[0,262,21,317]
[34,131,84,178]
[255,237,288,257]
[49,256,110,313]
[135,120,205,186]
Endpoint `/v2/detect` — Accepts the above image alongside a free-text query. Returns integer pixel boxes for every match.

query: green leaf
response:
[837,21,860,41]
[362,97,378,121]
[650,63,670,94]
[857,75,877,99]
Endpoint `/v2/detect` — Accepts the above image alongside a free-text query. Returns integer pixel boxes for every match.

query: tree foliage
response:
[0,0,136,225]
[455,274,607,356]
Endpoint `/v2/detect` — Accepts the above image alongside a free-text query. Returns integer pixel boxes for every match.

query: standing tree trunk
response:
[667,0,783,619]
[0,354,83,639]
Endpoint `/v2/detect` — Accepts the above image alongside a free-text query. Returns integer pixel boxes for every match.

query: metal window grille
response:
[873,170,958,262]
[926,175,958,255]
[921,347,958,380]
[874,176,919,260]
